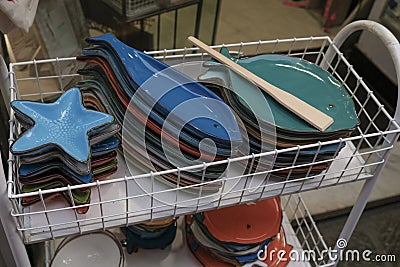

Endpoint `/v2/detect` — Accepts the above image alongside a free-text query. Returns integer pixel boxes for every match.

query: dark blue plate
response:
[84,34,241,145]
[122,222,177,253]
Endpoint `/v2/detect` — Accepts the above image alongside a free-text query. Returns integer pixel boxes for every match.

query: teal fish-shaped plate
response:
[201,48,359,133]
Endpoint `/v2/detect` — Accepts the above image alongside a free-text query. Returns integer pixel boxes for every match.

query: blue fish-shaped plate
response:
[201,48,359,134]
[85,33,241,146]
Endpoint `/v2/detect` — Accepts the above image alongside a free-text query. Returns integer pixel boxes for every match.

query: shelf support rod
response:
[323,20,400,266]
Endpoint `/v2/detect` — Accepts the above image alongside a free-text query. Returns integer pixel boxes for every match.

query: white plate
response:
[51,231,124,267]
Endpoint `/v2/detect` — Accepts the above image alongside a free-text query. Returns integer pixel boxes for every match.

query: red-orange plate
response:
[202,197,282,244]
[186,214,292,267]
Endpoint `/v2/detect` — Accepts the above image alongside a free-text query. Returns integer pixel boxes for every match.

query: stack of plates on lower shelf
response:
[51,231,125,267]
[76,33,242,190]
[121,217,177,253]
[186,197,293,266]
[10,88,119,213]
[199,47,359,179]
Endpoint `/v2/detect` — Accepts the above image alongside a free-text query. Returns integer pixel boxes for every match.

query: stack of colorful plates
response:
[10,88,119,213]
[186,197,293,266]
[199,48,359,178]
[121,217,177,253]
[76,33,242,190]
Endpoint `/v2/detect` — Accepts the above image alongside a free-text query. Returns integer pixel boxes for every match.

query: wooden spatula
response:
[188,36,334,132]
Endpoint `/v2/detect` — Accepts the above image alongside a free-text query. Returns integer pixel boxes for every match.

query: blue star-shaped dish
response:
[11,88,114,163]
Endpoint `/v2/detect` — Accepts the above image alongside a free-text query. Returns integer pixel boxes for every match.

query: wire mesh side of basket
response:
[6,36,400,243]
[283,194,333,266]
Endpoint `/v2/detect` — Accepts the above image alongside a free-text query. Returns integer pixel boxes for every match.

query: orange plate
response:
[202,197,282,244]
[209,226,293,267]
[262,227,293,267]
[186,215,232,267]
[186,215,292,267]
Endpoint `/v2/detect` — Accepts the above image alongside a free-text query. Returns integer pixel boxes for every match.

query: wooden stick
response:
[188,36,334,132]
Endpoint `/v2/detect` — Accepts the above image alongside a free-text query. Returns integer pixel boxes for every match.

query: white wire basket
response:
[6,35,400,245]
[282,194,332,267]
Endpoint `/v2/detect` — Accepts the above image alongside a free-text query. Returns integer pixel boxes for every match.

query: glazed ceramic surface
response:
[91,136,120,153]
[51,232,124,267]
[186,215,292,267]
[122,222,177,253]
[12,88,119,214]
[11,88,114,163]
[78,64,233,158]
[19,160,93,184]
[22,180,90,205]
[78,66,232,185]
[190,219,266,256]
[83,34,241,144]
[202,197,282,244]
[78,51,236,154]
[17,131,119,176]
[200,47,358,133]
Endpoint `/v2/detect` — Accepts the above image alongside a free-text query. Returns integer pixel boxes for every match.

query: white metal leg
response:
[322,20,400,266]
[0,154,31,267]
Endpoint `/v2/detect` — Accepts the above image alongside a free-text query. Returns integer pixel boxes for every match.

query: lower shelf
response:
[16,141,369,244]
[44,195,331,267]
[120,216,309,267]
